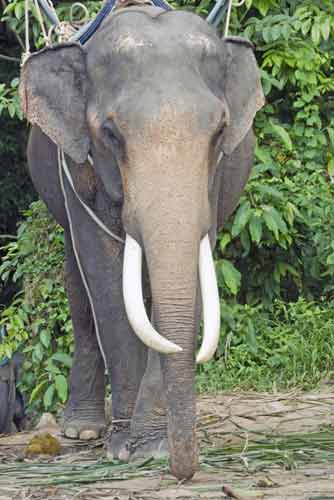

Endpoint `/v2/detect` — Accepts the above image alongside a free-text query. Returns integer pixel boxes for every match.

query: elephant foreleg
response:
[63,231,106,440]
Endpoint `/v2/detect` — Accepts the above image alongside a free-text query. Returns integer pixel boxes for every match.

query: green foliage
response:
[0,201,72,413]
[0,77,21,118]
[213,0,334,307]
[197,298,334,392]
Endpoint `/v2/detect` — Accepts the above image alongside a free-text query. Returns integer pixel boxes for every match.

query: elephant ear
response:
[221,37,265,155]
[20,43,90,164]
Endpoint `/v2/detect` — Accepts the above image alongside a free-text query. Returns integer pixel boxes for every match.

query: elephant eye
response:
[101,120,125,154]
[213,123,225,145]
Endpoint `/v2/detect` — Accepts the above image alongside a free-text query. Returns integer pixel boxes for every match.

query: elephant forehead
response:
[112,33,154,53]
[110,32,217,54]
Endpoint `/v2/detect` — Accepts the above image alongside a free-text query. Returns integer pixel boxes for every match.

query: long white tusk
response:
[196,234,221,364]
[123,234,183,355]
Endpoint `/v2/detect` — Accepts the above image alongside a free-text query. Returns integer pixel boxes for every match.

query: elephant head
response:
[20,7,264,479]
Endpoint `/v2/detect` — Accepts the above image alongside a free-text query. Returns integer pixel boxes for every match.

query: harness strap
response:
[77,0,172,45]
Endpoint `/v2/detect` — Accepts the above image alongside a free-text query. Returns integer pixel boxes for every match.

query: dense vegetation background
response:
[0,0,333,414]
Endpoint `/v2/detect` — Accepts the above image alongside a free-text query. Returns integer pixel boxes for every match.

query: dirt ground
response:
[1,389,334,500]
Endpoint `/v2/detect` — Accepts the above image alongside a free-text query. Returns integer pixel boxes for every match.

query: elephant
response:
[19,4,264,479]
[0,352,26,434]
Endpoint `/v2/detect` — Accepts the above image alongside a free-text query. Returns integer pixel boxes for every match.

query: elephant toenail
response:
[64,427,79,439]
[80,429,98,440]
[118,445,130,462]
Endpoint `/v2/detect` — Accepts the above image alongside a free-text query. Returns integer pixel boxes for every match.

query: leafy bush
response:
[0,201,72,414]
[197,298,334,392]
[214,0,334,305]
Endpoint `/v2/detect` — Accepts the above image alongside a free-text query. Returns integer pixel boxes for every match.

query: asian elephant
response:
[20,5,264,479]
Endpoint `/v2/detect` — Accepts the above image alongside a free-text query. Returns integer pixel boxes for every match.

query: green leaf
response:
[8,103,16,118]
[320,18,331,40]
[256,185,284,200]
[220,259,241,295]
[55,374,68,402]
[231,201,252,237]
[311,23,320,44]
[30,380,48,404]
[301,19,311,36]
[249,215,263,244]
[44,385,55,409]
[256,0,270,17]
[40,329,51,348]
[51,352,73,368]
[269,120,292,151]
[269,206,288,233]
[219,233,231,253]
[263,209,279,239]
[33,342,44,363]
[14,3,23,19]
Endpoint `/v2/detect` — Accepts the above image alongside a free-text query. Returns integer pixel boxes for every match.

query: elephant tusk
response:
[123,234,183,355]
[196,234,221,364]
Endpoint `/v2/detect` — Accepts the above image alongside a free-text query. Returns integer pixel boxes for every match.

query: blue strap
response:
[206,0,228,27]
[77,0,172,45]
[77,0,117,45]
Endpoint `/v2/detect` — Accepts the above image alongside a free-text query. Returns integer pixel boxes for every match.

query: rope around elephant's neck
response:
[61,154,125,244]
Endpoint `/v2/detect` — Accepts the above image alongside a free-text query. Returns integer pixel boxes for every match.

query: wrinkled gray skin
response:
[21,6,264,479]
[0,354,25,434]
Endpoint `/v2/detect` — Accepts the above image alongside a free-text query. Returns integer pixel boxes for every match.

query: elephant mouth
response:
[122,233,220,363]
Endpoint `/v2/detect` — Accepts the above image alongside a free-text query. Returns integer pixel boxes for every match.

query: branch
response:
[0,53,20,63]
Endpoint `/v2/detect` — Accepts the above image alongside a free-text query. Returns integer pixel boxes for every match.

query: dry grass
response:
[1,390,334,500]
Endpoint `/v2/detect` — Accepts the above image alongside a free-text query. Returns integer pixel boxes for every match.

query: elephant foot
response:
[129,433,169,461]
[63,401,106,441]
[105,419,131,460]
[117,432,168,462]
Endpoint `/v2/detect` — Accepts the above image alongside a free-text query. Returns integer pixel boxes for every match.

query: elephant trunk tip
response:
[170,456,198,481]
[169,434,199,480]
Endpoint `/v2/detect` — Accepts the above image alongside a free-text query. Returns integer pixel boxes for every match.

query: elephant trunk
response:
[144,232,201,479]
